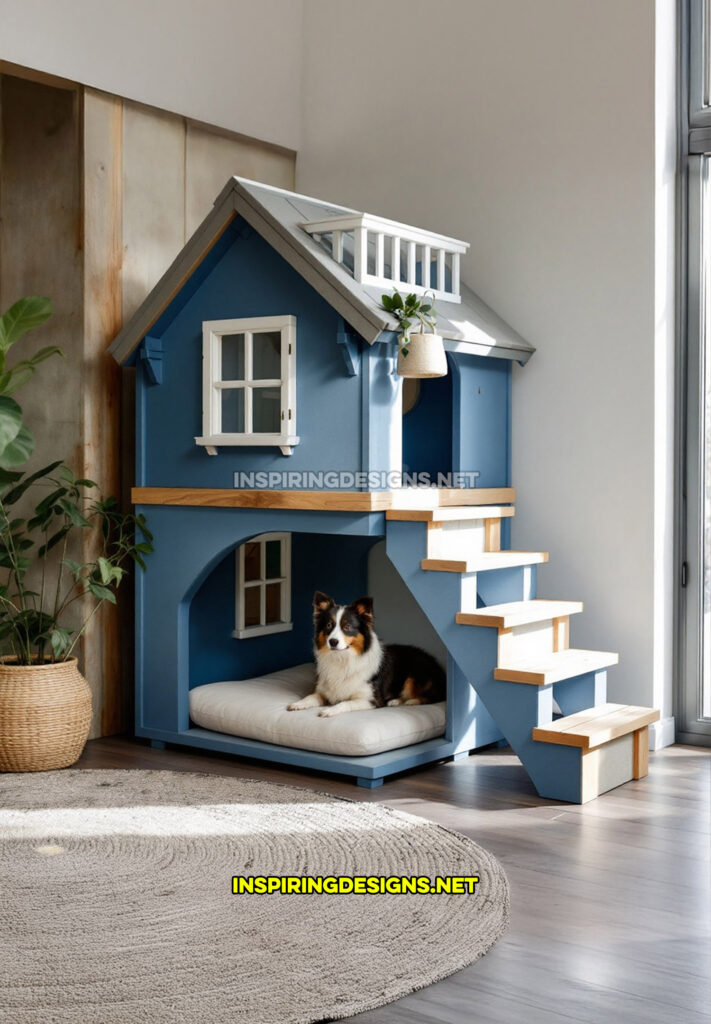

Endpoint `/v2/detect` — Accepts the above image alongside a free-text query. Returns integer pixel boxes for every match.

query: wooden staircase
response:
[386,495,659,803]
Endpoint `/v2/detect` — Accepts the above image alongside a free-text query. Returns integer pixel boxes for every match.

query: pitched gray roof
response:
[108,177,534,365]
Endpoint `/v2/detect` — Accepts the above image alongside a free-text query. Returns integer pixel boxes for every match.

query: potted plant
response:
[0,297,152,772]
[380,289,447,378]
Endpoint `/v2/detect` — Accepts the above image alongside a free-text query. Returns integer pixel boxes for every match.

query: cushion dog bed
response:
[189,663,446,757]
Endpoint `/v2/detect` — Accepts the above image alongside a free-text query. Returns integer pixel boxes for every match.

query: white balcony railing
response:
[300,213,468,304]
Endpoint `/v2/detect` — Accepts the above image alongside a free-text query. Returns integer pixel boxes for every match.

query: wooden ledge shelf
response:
[387,504,516,522]
[131,486,516,512]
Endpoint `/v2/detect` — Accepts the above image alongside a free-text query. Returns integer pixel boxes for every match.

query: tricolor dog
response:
[287,592,446,718]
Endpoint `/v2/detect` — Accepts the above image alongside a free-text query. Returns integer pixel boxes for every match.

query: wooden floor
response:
[77,737,711,1024]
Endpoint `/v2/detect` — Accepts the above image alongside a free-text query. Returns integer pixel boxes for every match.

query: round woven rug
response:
[0,769,509,1023]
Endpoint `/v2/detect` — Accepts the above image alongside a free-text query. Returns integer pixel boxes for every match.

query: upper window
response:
[195,316,298,455]
[234,532,292,639]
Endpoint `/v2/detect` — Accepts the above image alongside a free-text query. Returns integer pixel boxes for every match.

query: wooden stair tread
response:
[422,551,548,573]
[457,599,583,629]
[388,487,515,510]
[387,504,515,522]
[494,648,619,685]
[532,703,660,749]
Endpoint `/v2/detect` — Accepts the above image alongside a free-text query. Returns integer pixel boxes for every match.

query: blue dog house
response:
[109,177,658,800]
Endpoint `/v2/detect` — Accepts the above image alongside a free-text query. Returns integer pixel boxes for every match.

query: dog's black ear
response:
[313,591,335,612]
[351,596,374,620]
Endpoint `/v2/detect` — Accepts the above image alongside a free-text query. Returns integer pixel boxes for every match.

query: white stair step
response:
[494,648,619,685]
[532,703,660,750]
[422,551,548,573]
[387,505,515,522]
[456,599,583,629]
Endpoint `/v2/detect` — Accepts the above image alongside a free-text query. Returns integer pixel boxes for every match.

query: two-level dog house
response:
[109,177,658,800]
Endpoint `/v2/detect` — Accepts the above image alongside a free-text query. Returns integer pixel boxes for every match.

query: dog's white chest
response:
[315,638,382,705]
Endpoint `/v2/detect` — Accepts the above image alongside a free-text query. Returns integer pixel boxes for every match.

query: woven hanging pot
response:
[0,657,92,772]
[397,332,448,378]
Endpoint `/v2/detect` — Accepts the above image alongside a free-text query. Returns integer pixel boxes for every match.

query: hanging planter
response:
[381,289,447,379]
[397,332,447,378]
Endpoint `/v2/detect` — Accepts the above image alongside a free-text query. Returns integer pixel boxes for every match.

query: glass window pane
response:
[244,585,261,627]
[221,334,245,380]
[243,542,261,582]
[252,387,281,433]
[265,540,281,579]
[265,583,282,624]
[252,332,281,380]
[221,388,244,433]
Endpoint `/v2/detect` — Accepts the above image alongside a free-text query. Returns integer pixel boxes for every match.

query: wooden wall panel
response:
[1,74,296,737]
[121,100,186,322]
[81,89,123,738]
[185,122,295,236]
[0,76,82,466]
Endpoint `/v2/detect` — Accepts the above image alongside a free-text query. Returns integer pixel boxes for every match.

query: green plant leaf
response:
[58,499,90,528]
[1,461,63,506]
[0,468,23,489]
[88,581,116,604]
[0,395,23,456]
[0,423,35,469]
[50,627,72,659]
[37,525,71,557]
[0,297,52,353]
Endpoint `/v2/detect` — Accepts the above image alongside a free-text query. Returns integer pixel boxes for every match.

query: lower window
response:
[234,533,292,639]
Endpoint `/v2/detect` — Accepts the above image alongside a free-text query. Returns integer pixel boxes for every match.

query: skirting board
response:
[649,716,675,750]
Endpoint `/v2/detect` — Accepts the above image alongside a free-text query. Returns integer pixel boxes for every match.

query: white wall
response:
[0,0,303,150]
[298,0,670,720]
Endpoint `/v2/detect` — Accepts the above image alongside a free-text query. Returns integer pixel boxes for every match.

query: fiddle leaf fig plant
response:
[380,288,437,357]
[0,297,153,664]
[0,297,62,474]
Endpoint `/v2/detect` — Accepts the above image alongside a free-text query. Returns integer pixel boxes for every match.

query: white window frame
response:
[195,315,298,456]
[233,532,292,639]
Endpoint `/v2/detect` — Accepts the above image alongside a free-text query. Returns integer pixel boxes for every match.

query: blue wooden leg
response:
[452,750,470,762]
[357,777,384,789]
[150,739,166,750]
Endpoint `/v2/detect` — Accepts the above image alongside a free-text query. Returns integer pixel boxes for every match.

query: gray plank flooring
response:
[75,739,711,1023]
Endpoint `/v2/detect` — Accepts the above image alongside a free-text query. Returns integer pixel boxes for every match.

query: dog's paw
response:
[287,702,305,711]
[386,698,403,707]
[318,706,337,718]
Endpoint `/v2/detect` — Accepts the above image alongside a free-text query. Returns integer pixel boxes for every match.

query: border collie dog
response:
[287,592,446,718]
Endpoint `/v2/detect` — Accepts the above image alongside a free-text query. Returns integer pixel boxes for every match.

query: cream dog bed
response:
[189,663,446,757]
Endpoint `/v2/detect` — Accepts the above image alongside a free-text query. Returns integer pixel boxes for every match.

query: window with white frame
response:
[195,316,298,456]
[233,533,292,639]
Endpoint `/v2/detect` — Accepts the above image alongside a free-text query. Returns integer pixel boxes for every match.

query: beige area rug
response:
[0,769,509,1023]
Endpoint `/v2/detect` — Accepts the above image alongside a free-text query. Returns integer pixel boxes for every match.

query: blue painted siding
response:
[450,352,511,489]
[188,531,377,688]
[140,219,368,487]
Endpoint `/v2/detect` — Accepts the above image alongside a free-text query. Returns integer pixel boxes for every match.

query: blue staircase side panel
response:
[446,655,503,752]
[553,670,607,718]
[386,519,583,802]
[476,565,537,607]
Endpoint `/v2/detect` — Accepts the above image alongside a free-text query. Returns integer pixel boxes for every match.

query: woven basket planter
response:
[397,332,448,378]
[0,657,92,772]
